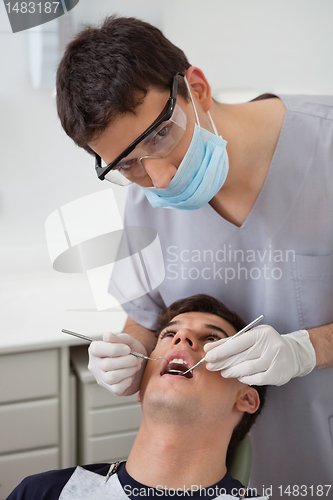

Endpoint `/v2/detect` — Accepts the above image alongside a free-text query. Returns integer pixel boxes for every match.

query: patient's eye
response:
[159,329,176,340]
[205,333,222,342]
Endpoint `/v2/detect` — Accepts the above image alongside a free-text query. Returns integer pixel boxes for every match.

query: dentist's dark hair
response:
[56,15,191,155]
[155,294,267,463]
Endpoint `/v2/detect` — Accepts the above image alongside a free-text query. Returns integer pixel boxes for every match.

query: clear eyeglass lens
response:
[103,168,133,186]
[104,103,187,185]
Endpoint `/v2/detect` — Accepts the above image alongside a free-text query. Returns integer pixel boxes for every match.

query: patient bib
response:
[59,466,269,499]
[59,466,128,500]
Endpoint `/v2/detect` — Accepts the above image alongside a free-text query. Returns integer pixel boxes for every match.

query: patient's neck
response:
[126,415,231,490]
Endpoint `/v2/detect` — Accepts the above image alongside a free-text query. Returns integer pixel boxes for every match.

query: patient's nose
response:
[139,157,177,188]
[172,329,198,349]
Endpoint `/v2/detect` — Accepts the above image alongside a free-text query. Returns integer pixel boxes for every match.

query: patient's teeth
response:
[168,358,188,366]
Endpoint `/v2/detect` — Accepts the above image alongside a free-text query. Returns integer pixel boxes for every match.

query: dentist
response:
[56,15,333,494]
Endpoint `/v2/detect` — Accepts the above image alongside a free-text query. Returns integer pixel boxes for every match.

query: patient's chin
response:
[142,393,204,425]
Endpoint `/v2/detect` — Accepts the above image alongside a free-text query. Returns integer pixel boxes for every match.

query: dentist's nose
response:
[140,157,177,188]
[172,329,199,350]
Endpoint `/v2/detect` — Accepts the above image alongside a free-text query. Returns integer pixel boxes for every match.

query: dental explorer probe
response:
[181,314,265,376]
[61,329,168,362]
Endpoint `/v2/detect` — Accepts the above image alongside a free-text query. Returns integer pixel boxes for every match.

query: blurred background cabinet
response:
[71,345,142,465]
[0,347,75,500]
[0,339,142,499]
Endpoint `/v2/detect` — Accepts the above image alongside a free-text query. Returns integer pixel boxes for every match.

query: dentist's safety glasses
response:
[95,73,187,186]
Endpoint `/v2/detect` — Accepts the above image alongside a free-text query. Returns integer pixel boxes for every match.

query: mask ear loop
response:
[184,75,200,127]
[207,111,219,136]
[184,75,218,136]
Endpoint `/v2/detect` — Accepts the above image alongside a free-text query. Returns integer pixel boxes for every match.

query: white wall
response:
[163,0,333,100]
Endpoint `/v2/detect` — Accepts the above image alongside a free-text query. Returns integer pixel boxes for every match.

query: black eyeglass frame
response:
[95,72,185,181]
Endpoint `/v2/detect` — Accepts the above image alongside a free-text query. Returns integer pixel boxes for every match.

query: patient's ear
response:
[137,392,141,403]
[236,387,260,414]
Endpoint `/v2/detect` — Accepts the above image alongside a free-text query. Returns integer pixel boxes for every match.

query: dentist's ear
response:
[235,387,260,414]
[185,66,212,112]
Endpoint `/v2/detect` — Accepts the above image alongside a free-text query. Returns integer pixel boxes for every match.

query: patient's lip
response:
[160,350,195,377]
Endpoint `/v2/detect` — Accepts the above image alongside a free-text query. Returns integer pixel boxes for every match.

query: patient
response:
[7,295,268,499]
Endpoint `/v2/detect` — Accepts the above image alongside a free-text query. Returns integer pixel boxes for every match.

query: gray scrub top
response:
[110,94,333,494]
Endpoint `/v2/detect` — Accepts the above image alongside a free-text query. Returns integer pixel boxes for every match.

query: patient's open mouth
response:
[163,358,193,379]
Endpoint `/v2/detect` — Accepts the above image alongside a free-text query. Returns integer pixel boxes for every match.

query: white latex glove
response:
[88,332,147,396]
[204,325,316,386]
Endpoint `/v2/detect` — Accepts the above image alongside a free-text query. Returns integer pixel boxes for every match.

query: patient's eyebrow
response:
[203,324,229,338]
[164,320,179,328]
[157,320,179,334]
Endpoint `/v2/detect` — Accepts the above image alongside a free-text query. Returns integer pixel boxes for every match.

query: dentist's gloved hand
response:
[88,332,147,396]
[204,325,316,386]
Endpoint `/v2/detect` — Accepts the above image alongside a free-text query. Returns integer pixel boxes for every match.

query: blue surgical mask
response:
[142,75,229,211]
[142,122,229,210]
